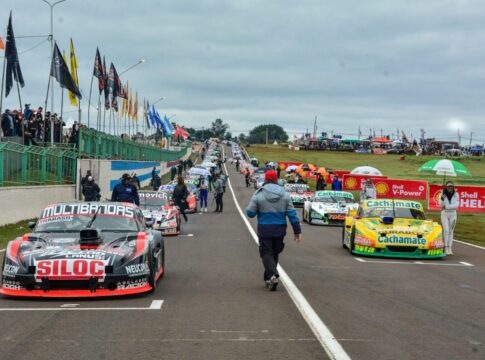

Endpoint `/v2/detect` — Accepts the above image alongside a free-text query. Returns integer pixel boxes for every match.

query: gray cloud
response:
[1,0,485,142]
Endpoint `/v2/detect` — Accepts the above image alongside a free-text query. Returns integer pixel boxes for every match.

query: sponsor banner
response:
[284,183,310,192]
[139,191,169,200]
[373,179,428,199]
[342,174,387,191]
[278,161,302,170]
[34,259,108,281]
[428,185,485,212]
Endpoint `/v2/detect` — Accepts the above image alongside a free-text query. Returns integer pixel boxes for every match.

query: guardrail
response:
[0,142,77,186]
[78,127,189,161]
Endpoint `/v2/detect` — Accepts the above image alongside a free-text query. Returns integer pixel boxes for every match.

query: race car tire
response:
[147,245,158,293]
[341,226,346,249]
[302,209,307,223]
[308,212,313,225]
[349,227,356,254]
[159,244,165,279]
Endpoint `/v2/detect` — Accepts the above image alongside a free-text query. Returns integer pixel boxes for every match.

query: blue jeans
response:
[199,189,208,208]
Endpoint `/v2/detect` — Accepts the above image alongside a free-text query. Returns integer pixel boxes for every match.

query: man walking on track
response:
[213,173,225,212]
[246,170,302,291]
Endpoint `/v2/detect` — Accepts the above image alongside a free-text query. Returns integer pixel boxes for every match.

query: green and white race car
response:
[302,190,358,225]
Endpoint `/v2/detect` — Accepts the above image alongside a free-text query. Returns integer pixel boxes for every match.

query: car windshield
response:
[285,184,309,192]
[139,194,169,210]
[363,207,425,220]
[315,195,354,203]
[35,204,140,232]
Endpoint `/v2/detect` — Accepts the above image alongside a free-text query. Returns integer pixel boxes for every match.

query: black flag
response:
[103,56,110,110]
[5,12,25,97]
[93,47,104,94]
[50,42,82,99]
[108,63,120,112]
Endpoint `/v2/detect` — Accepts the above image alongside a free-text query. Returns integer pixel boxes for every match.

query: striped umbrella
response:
[418,159,471,177]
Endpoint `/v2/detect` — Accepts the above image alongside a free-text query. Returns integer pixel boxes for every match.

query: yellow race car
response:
[342,199,445,258]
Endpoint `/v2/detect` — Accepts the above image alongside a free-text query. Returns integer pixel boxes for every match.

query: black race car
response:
[0,202,165,298]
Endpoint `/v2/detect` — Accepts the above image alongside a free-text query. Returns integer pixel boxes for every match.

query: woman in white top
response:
[360,179,376,203]
[440,181,460,255]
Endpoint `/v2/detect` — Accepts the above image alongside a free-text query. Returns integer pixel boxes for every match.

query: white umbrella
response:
[286,165,298,171]
[189,167,211,176]
[350,166,383,176]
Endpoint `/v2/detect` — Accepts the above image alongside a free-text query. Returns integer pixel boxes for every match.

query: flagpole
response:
[97,94,101,131]
[87,74,93,128]
[16,80,23,145]
[103,106,106,133]
[60,87,64,123]
[0,56,6,116]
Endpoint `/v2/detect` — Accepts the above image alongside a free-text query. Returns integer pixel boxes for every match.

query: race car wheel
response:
[349,227,356,254]
[341,226,345,248]
[147,245,158,293]
[302,209,307,223]
[307,210,312,225]
[159,244,165,279]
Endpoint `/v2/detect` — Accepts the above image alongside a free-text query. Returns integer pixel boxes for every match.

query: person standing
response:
[173,176,189,222]
[198,177,209,212]
[81,170,92,187]
[316,174,326,191]
[361,179,376,202]
[331,175,342,191]
[246,170,302,291]
[111,173,140,206]
[170,165,177,181]
[82,176,101,201]
[213,174,225,212]
[245,168,251,188]
[235,159,240,172]
[440,181,460,255]
[131,173,141,189]
[177,161,183,177]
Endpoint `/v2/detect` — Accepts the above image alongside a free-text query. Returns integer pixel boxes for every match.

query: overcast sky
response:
[2,0,485,143]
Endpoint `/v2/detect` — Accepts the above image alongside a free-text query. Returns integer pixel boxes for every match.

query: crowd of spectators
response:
[1,104,80,146]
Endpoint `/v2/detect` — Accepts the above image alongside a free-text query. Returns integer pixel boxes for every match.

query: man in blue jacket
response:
[111,173,140,206]
[246,170,302,291]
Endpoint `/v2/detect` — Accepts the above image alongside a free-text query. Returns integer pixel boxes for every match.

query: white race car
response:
[302,190,358,225]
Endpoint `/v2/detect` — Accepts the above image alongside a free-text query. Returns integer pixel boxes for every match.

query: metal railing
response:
[0,142,77,186]
[78,127,189,161]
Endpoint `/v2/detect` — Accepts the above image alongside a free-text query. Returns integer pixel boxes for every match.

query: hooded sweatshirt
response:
[246,183,301,237]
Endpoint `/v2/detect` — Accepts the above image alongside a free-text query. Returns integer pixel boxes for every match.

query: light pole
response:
[42,0,66,144]
[119,59,145,76]
[153,96,166,106]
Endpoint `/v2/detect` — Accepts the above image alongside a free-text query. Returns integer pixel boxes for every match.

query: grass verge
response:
[247,145,485,247]
[0,219,36,250]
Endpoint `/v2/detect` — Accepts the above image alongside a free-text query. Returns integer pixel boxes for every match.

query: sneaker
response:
[268,275,278,291]
[264,280,271,288]
[204,208,208,212]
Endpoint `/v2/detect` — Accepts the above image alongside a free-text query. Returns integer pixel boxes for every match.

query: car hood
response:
[357,218,437,235]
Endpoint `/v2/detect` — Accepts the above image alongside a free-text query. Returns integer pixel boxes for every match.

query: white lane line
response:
[0,300,164,312]
[455,240,485,250]
[223,153,351,360]
[60,304,79,308]
[353,258,474,267]
[149,300,164,309]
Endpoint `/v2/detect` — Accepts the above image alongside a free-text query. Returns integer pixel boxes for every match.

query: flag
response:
[144,98,149,129]
[128,91,133,119]
[0,36,4,50]
[103,56,109,110]
[51,42,82,99]
[5,12,24,97]
[164,114,174,136]
[133,92,138,120]
[68,38,79,106]
[147,101,156,127]
[93,47,104,94]
[153,106,165,130]
[108,63,119,111]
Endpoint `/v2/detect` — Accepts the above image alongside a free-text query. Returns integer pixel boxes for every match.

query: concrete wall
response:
[0,185,76,226]
[78,148,192,200]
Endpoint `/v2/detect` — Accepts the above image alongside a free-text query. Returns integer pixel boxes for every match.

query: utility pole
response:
[470,131,473,146]
[313,115,317,138]
[265,126,269,145]
[358,126,361,140]
[458,128,461,147]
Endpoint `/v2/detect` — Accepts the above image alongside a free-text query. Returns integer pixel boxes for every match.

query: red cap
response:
[264,170,278,183]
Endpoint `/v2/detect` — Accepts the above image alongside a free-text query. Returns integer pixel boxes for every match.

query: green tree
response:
[238,133,247,143]
[211,118,229,139]
[224,131,233,141]
[248,124,288,144]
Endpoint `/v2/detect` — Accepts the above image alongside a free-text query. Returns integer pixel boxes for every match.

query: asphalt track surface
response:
[0,149,484,360]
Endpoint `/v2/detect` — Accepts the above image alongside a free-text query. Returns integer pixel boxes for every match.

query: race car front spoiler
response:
[0,284,153,298]
[352,244,445,259]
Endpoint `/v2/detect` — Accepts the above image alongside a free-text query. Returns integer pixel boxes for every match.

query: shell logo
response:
[345,177,357,190]
[433,190,442,206]
[375,182,389,195]
[278,163,285,170]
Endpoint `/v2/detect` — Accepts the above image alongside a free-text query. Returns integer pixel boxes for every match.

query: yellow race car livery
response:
[342,199,445,258]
